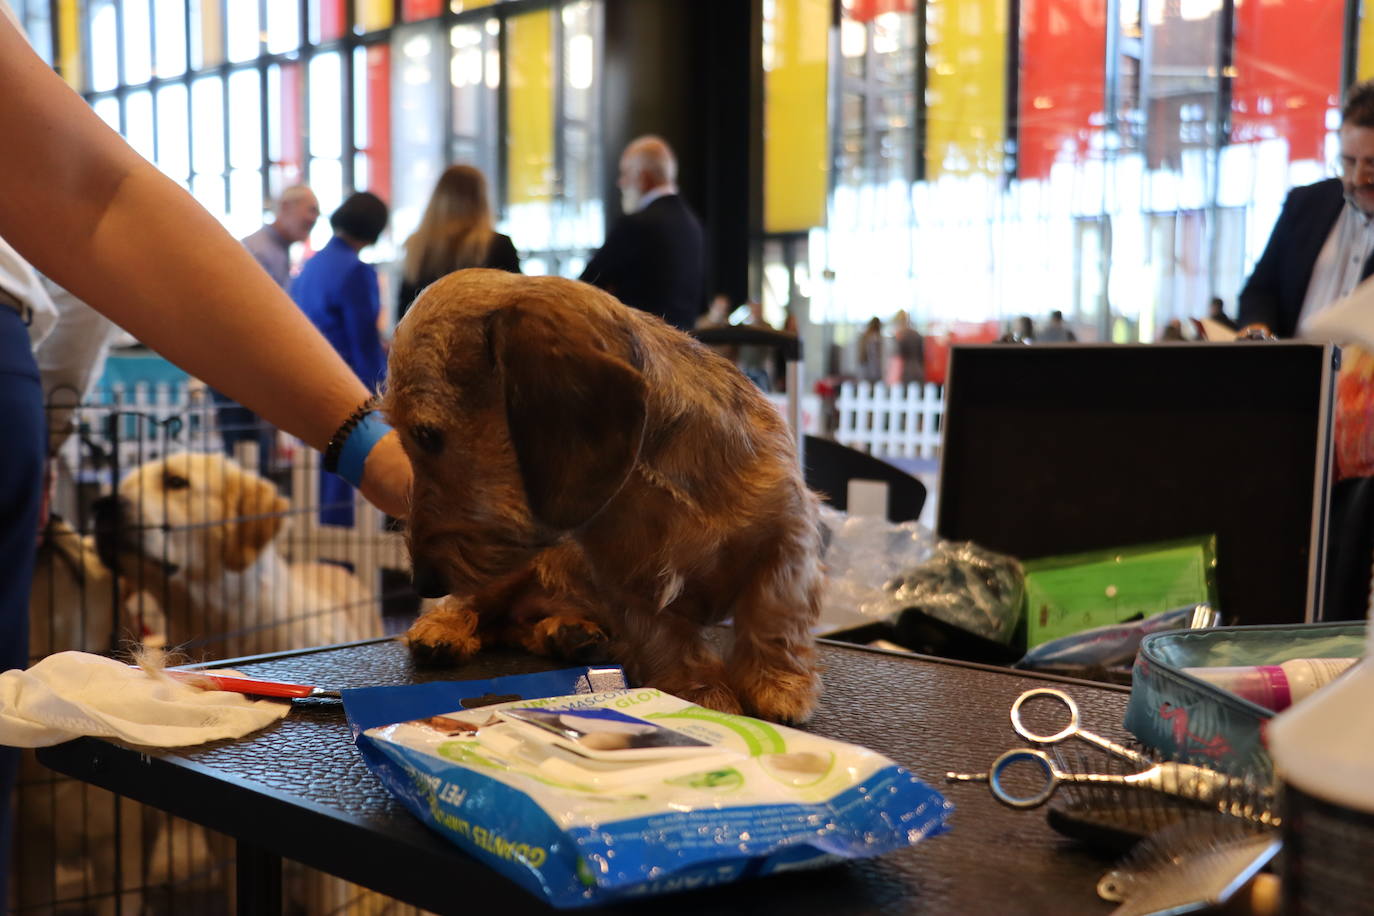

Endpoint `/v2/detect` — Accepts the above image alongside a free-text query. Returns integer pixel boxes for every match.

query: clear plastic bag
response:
[819,506,1024,645]
[818,506,935,624]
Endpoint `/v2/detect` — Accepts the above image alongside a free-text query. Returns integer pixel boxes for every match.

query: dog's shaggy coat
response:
[388,270,823,722]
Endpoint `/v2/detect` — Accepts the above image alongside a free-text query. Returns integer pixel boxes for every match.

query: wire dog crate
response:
[19,378,429,916]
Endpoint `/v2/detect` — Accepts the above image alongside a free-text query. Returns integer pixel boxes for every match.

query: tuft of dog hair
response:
[386,269,824,723]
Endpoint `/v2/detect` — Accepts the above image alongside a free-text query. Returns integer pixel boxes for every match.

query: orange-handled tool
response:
[133,666,341,699]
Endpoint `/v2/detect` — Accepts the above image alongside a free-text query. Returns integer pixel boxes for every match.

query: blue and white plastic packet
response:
[347,672,952,908]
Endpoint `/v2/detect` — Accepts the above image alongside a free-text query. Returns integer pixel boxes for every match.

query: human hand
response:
[358,430,413,518]
[1236,323,1275,341]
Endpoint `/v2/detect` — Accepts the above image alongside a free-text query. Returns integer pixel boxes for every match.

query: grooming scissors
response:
[946,688,1276,823]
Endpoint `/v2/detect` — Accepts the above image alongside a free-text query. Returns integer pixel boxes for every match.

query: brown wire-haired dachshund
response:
[385,269,823,723]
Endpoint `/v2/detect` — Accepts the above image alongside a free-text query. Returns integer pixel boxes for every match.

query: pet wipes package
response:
[350,683,952,908]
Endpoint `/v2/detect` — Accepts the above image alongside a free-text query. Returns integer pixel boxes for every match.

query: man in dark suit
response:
[1240,82,1374,337]
[1240,80,1374,621]
[581,136,704,331]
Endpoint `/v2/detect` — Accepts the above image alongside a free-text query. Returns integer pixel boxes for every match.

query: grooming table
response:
[38,638,1131,915]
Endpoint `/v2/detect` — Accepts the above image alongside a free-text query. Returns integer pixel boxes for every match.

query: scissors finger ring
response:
[989,748,1058,808]
[1010,688,1078,744]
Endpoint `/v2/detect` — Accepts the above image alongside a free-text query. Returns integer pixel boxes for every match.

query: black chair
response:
[802,434,927,523]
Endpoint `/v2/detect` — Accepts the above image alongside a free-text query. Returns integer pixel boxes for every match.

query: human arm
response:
[0,16,409,515]
[240,230,284,287]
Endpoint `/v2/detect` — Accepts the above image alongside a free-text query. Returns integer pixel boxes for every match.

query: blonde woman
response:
[398,165,520,319]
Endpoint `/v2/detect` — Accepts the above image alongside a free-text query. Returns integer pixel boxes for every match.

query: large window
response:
[784,0,1350,362]
[449,17,500,188]
[52,0,602,315]
[390,24,445,254]
[504,1,604,277]
[808,3,920,336]
[553,0,604,278]
[11,0,54,65]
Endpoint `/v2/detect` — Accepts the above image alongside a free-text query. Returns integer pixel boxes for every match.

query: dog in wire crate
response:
[92,451,383,660]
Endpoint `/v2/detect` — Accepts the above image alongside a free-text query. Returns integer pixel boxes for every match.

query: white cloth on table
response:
[0,651,289,748]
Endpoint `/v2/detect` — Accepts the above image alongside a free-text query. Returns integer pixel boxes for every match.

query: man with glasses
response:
[1240,80,1374,621]
[1239,81,1374,337]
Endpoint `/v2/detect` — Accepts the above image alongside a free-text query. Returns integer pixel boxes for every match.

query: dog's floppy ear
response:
[223,466,290,572]
[488,302,647,531]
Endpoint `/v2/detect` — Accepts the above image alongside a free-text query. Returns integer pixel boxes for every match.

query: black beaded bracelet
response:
[323,394,382,474]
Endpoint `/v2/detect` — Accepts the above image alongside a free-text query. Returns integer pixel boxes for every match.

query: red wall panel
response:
[280,62,304,183]
[402,0,444,21]
[316,0,345,42]
[846,0,914,24]
[1230,0,1342,164]
[1018,0,1106,180]
[365,43,392,205]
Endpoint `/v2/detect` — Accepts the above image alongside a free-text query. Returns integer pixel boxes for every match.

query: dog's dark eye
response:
[411,426,444,455]
[163,474,191,490]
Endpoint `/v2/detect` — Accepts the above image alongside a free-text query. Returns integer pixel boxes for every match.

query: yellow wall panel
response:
[1359,4,1374,81]
[356,0,395,33]
[57,0,81,88]
[507,10,554,205]
[925,0,1007,178]
[764,0,830,233]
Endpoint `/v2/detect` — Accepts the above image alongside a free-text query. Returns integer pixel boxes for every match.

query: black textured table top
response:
[39,638,1133,915]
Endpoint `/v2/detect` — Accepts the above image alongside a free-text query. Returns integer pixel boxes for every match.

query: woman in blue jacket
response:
[292,192,390,525]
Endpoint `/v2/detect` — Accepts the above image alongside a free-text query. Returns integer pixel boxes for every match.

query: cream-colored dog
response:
[95,452,379,660]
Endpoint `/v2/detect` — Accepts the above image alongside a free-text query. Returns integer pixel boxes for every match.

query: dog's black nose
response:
[411,559,450,598]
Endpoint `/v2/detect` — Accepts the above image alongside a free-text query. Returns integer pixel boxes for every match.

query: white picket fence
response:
[50,380,209,474]
[833,381,945,458]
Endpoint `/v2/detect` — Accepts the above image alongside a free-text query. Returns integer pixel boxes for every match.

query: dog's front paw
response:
[535,615,612,663]
[403,599,482,665]
[734,668,822,724]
